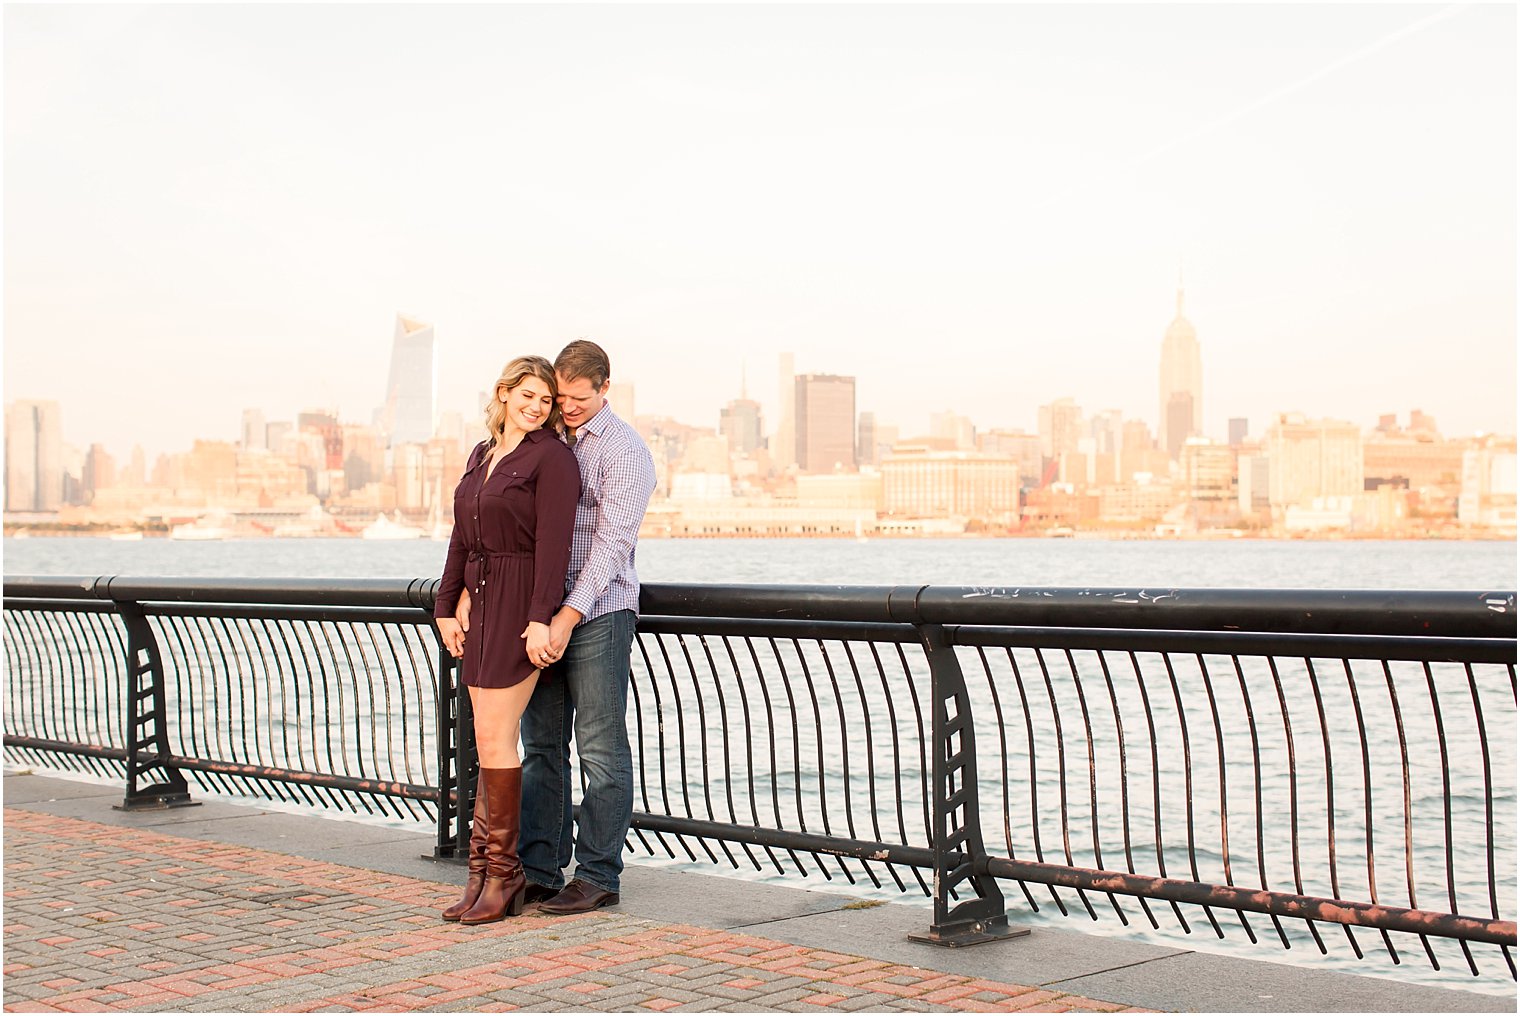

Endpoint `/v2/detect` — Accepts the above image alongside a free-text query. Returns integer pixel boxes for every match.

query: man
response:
[520,339,656,914]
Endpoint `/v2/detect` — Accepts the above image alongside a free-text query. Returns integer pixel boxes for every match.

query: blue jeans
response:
[520,609,635,895]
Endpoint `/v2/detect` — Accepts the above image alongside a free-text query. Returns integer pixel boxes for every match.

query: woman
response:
[434,355,580,924]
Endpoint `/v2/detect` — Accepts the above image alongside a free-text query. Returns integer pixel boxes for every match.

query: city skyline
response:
[4,5,1514,458]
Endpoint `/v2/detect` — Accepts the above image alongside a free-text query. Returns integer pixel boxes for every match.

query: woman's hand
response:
[437,617,466,659]
[455,588,471,631]
[521,621,558,670]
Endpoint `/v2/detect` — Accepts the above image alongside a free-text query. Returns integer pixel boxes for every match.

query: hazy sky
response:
[5,3,1515,460]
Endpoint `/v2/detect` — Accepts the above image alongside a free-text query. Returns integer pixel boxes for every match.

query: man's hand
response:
[455,588,471,631]
[436,617,466,658]
[521,621,557,669]
[548,606,582,657]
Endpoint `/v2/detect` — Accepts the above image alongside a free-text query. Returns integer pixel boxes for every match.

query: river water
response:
[3,536,1515,995]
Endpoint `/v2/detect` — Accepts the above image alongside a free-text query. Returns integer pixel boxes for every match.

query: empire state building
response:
[1158,287,1202,460]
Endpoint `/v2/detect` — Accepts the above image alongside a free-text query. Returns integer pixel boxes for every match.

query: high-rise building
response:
[5,400,63,512]
[773,353,796,472]
[1228,418,1249,447]
[1159,286,1203,457]
[241,408,267,451]
[82,444,117,501]
[856,411,879,467]
[794,374,856,473]
[930,412,976,450]
[720,398,763,456]
[381,314,436,446]
[1037,398,1084,462]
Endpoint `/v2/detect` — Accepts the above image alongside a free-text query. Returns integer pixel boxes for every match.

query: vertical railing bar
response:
[894,642,934,860]
[392,622,430,786]
[369,622,411,789]
[1302,657,1361,957]
[1231,655,1288,949]
[751,636,810,878]
[258,617,318,811]
[268,619,312,779]
[1036,647,1096,921]
[817,641,862,844]
[1194,652,1249,941]
[722,634,784,876]
[1100,649,1157,930]
[1267,656,1326,955]
[867,641,928,896]
[1064,648,1126,925]
[785,636,838,880]
[687,635,738,863]
[1161,651,1221,939]
[1008,647,1063,915]
[976,647,1032,908]
[660,633,719,865]
[841,642,894,889]
[635,632,694,862]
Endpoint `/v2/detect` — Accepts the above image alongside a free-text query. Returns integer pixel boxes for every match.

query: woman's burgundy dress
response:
[435,429,581,688]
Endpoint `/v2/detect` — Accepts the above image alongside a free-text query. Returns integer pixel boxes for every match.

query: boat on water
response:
[362,511,427,540]
[170,514,235,541]
[107,530,144,541]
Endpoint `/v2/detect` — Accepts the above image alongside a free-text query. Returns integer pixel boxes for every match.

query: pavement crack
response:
[1040,950,1195,986]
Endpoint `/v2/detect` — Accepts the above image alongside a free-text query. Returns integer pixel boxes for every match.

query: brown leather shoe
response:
[523,882,560,906]
[538,878,620,915]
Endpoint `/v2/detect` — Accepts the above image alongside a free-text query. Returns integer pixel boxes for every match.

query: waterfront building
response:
[5,399,63,512]
[265,421,294,454]
[796,472,882,511]
[1228,417,1249,447]
[1363,432,1465,490]
[380,314,436,447]
[1265,413,1363,511]
[1180,438,1235,503]
[881,447,1019,520]
[1158,287,1203,458]
[1458,442,1518,530]
[297,410,343,471]
[794,373,857,473]
[390,443,427,512]
[1097,478,1180,523]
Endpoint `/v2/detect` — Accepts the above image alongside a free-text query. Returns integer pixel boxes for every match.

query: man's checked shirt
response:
[562,402,657,623]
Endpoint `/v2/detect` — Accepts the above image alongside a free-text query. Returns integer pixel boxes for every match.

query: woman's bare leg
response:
[469,672,542,768]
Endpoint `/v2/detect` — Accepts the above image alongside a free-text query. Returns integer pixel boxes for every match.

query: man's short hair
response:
[554,339,611,390]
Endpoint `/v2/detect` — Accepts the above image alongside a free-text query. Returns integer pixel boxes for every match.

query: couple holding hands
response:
[433,339,656,924]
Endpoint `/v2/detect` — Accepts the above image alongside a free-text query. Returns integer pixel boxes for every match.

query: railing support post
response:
[112,600,195,811]
[908,623,1027,947]
[430,639,476,862]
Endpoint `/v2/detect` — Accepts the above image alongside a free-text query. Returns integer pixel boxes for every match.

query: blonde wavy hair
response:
[483,355,562,447]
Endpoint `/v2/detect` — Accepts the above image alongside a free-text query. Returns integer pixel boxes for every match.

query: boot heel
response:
[506,884,526,917]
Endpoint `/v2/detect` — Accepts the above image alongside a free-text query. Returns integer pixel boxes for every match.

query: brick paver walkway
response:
[3,808,1152,1012]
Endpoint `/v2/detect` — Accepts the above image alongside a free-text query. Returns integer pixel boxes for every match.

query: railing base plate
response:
[908,920,1030,948]
[114,796,199,812]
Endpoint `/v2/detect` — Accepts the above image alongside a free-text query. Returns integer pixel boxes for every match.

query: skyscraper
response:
[1159,286,1203,458]
[720,398,763,456]
[773,353,796,472]
[795,374,857,473]
[5,400,63,512]
[382,314,436,447]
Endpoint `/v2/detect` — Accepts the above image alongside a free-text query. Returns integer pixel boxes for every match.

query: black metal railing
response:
[3,575,1515,983]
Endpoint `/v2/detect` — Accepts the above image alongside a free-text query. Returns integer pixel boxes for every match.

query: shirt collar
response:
[575,402,616,439]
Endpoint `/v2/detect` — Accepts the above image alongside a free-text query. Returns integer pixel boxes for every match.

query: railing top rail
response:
[1,575,440,611]
[4,574,1515,640]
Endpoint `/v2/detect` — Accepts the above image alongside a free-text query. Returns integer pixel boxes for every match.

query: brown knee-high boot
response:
[441,773,489,921]
[459,767,525,924]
